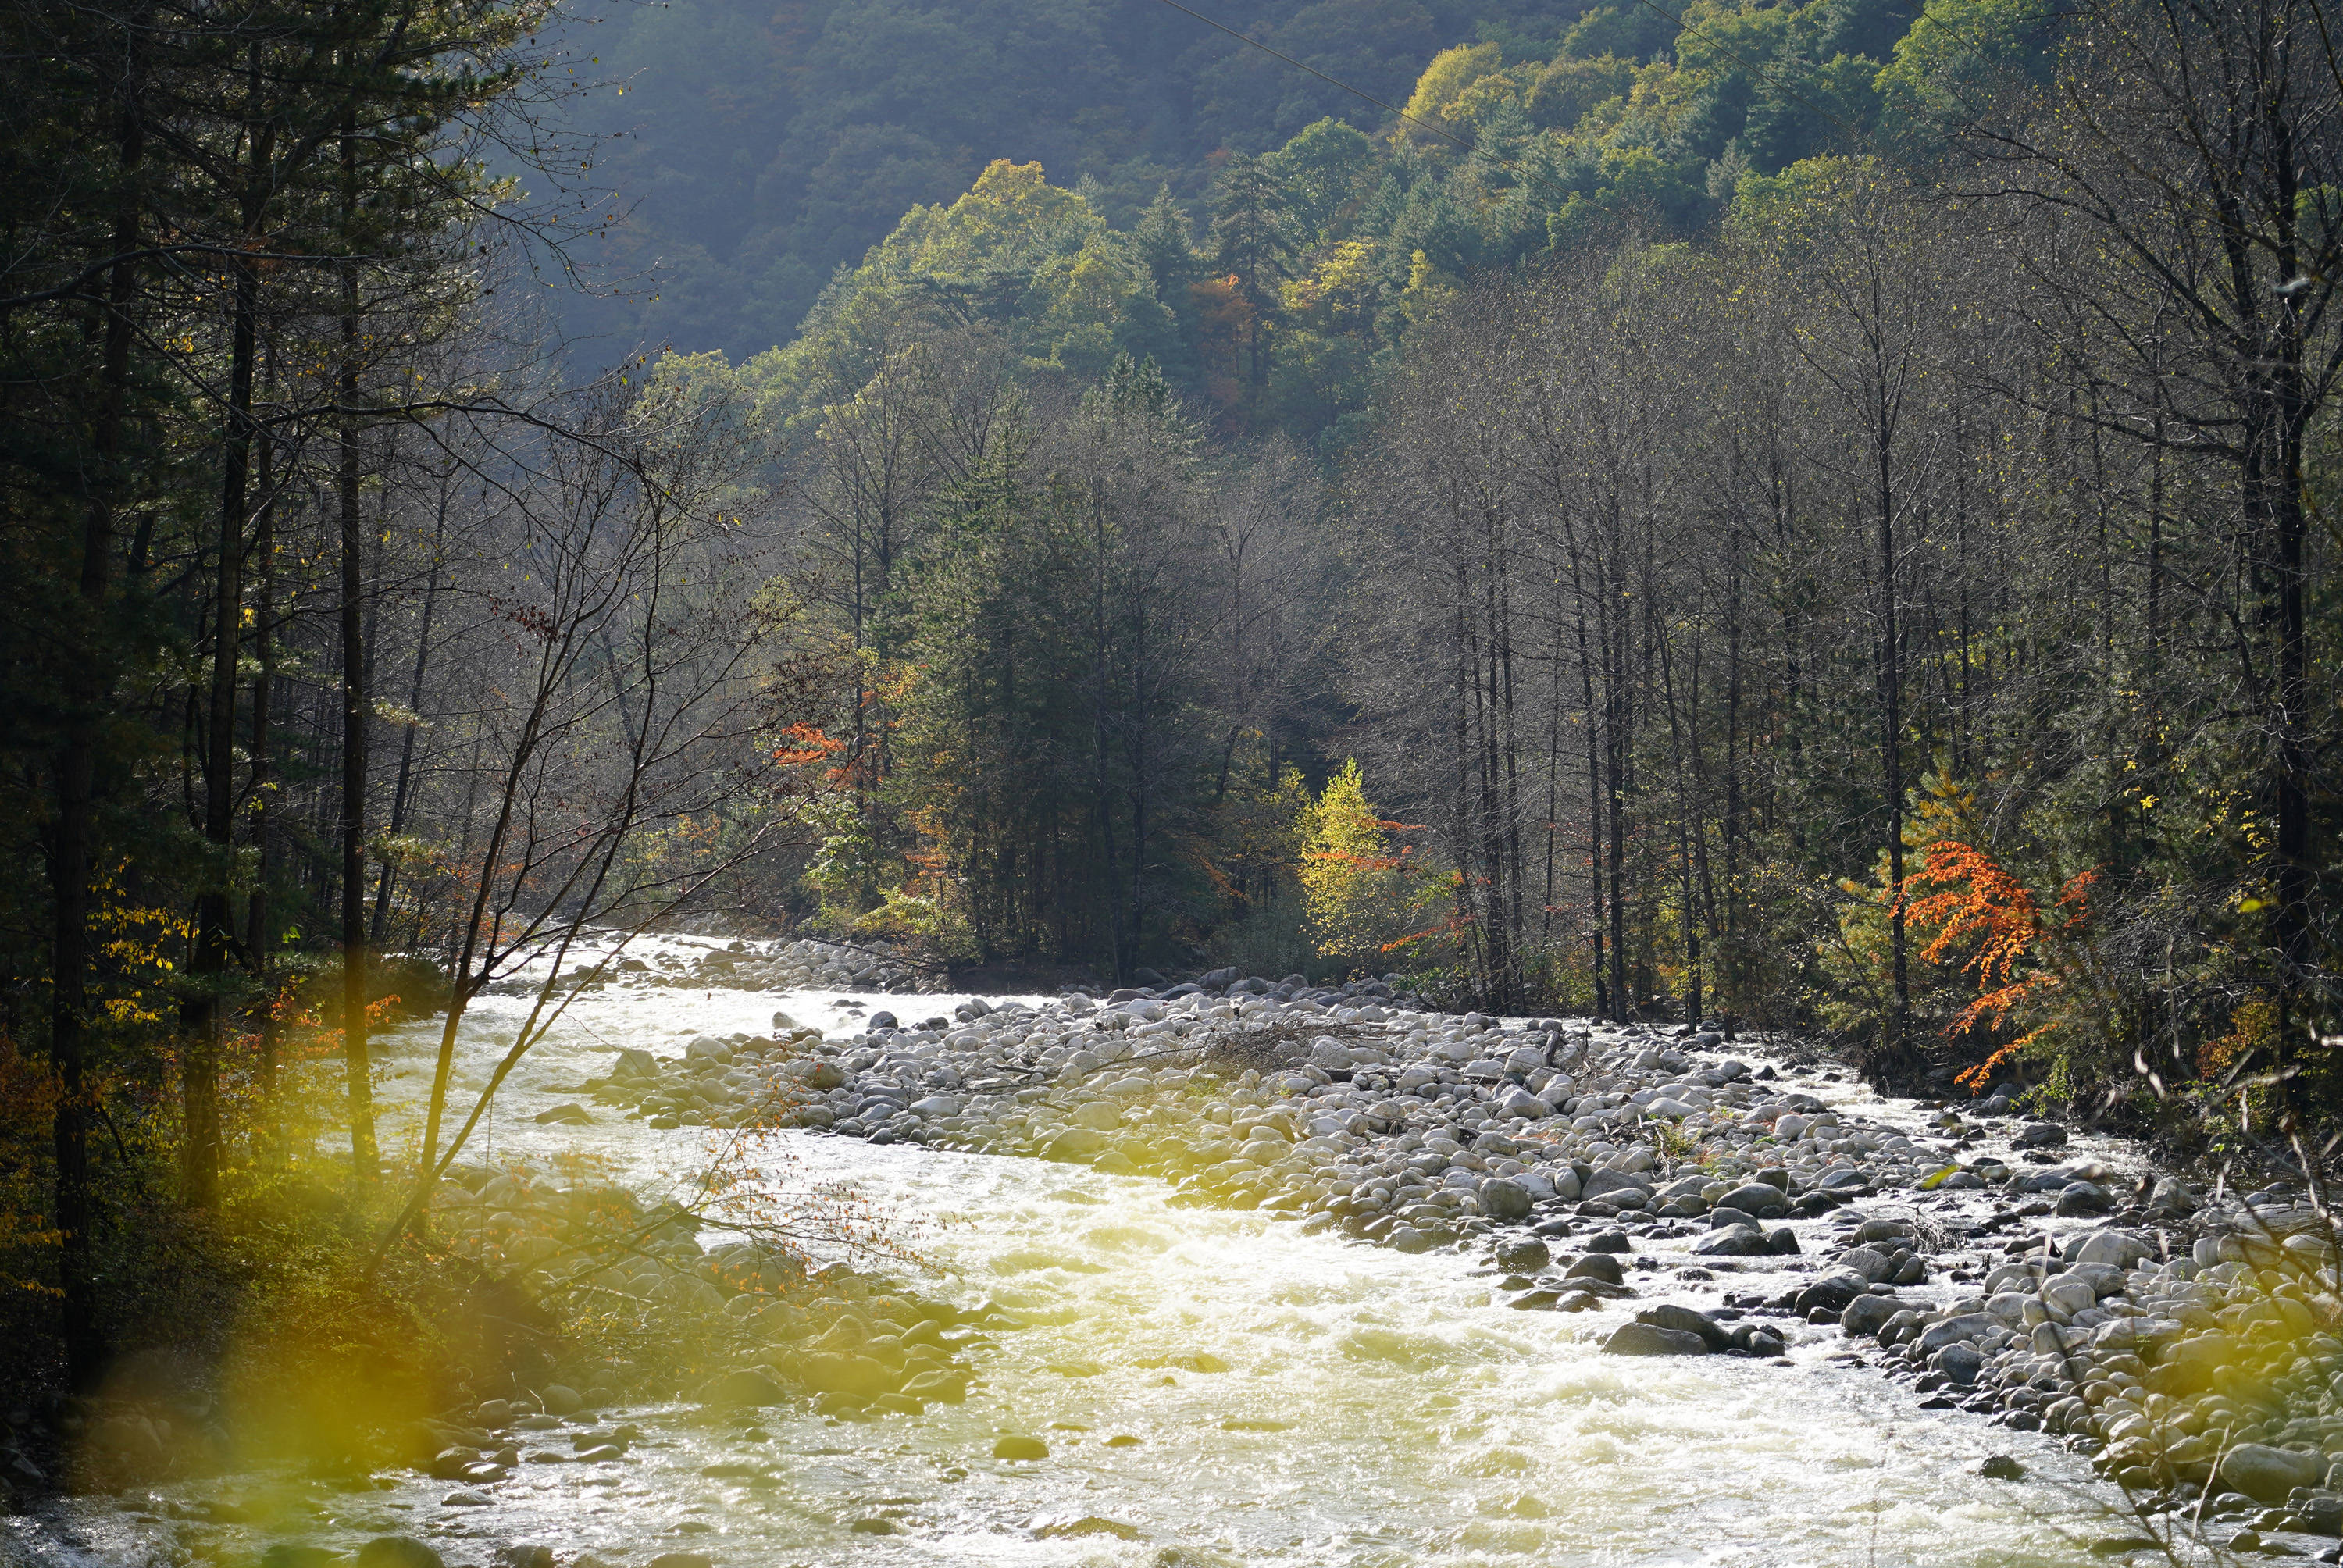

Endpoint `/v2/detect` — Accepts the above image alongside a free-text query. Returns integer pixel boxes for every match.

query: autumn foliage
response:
[1899,839,2097,1090]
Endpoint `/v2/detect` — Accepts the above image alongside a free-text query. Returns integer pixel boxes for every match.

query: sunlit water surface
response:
[12,935,2158,1568]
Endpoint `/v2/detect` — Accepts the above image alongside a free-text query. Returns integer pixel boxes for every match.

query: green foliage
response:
[564,0,1964,402]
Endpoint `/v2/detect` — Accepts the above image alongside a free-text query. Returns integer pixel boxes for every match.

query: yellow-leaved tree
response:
[1297,759,1426,973]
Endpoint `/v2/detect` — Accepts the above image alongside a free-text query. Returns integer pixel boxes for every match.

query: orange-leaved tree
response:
[1899,839,2097,1091]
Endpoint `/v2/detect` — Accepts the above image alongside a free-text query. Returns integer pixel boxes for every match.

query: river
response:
[6,935,2163,1568]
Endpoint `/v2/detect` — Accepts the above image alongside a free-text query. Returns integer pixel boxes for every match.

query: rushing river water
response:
[9,936,2167,1568]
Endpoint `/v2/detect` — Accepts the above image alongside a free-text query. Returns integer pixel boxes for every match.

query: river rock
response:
[704,1369,784,1406]
[1478,1178,1532,1220]
[1035,1516,1142,1541]
[1795,1274,1867,1315]
[1046,1128,1107,1160]
[993,1436,1050,1460]
[357,1541,444,1568]
[1841,1295,1900,1337]
[1717,1183,1788,1217]
[2220,1444,2323,1502]
[1931,1344,1985,1385]
[1690,1228,1769,1257]
[1564,1253,1624,1285]
[1494,1237,1551,1273]
[1603,1321,1709,1356]
[1838,1245,1894,1283]
[1581,1169,1650,1203]
[801,1353,893,1399]
[2056,1182,2113,1216]
[1637,1303,1731,1350]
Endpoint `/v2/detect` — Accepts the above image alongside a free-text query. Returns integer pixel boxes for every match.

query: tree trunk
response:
[182,248,258,1210]
[49,65,147,1385]
[338,117,377,1183]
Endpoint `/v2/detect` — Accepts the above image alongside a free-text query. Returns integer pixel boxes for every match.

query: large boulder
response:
[1690,1228,1770,1257]
[704,1368,784,1406]
[1841,1295,1901,1337]
[1603,1322,1708,1356]
[2069,1230,2152,1270]
[1493,1237,1551,1274]
[1717,1182,1789,1217]
[357,1542,444,1568]
[2220,1444,2323,1502]
[1564,1253,1624,1285]
[1635,1303,1731,1350]
[1795,1273,1869,1316]
[799,1352,896,1399]
[1478,1178,1533,1221]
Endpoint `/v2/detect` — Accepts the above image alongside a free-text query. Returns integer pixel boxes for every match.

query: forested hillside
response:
[5,0,2342,1405]
[630,0,2340,1131]
[563,0,1934,361]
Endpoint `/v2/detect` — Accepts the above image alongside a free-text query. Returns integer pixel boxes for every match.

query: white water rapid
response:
[7,935,2162,1568]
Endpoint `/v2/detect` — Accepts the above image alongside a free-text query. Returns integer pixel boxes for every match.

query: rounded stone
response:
[1603,1322,1708,1356]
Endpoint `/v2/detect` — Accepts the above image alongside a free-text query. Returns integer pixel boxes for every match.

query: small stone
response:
[539,1384,584,1417]
[993,1436,1050,1460]
[1977,1455,2025,1481]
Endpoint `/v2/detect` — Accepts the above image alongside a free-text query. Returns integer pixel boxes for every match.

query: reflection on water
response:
[13,939,2146,1568]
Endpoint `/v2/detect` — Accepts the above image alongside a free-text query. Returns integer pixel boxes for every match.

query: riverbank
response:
[5,935,2327,1568]
[695,964,2343,1561]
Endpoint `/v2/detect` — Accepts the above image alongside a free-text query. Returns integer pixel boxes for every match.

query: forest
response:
[2,0,2339,1424]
